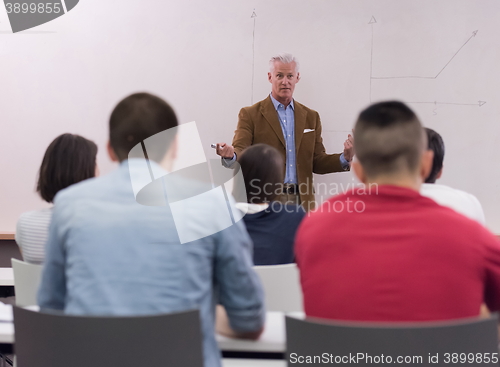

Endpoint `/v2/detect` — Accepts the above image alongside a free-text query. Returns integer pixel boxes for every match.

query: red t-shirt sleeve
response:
[483,234,500,312]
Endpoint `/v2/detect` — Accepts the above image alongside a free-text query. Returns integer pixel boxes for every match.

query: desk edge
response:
[0,233,14,241]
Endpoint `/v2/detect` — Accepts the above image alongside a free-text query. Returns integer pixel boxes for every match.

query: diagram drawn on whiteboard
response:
[368,16,485,112]
[250,9,257,105]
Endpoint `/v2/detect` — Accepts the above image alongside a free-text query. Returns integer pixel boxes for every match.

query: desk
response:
[217,312,288,353]
[0,269,14,287]
[0,323,13,344]
[0,234,14,241]
[0,238,22,268]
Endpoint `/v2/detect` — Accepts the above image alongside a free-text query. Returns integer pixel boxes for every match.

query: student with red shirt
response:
[295,101,500,322]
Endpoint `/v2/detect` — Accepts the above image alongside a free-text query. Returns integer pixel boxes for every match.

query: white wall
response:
[1,0,499,232]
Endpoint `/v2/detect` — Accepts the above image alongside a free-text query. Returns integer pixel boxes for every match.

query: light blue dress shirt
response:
[269,94,298,184]
[38,159,265,367]
[223,95,350,178]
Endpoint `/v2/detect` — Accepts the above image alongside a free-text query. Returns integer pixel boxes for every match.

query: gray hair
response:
[269,53,300,73]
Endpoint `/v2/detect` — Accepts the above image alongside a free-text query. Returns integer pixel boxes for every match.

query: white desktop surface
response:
[217,311,286,352]
[0,322,14,343]
[0,268,14,286]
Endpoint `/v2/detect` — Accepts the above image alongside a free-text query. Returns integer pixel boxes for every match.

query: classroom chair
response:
[253,264,303,313]
[14,307,203,367]
[286,314,499,366]
[11,259,42,307]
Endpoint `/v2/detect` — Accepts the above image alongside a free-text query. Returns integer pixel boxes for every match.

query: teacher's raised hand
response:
[216,143,235,159]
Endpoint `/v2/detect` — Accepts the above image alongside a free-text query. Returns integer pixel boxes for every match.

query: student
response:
[235,144,305,265]
[420,127,485,224]
[15,133,97,264]
[38,93,265,367]
[295,101,500,322]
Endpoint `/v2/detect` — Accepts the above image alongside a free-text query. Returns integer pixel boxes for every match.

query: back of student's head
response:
[109,92,178,162]
[424,127,445,184]
[238,144,284,203]
[354,101,425,179]
[37,133,98,203]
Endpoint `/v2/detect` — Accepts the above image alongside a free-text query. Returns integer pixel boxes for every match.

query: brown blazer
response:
[232,96,346,210]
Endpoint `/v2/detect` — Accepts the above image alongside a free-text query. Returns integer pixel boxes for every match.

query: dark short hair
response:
[424,128,445,183]
[37,133,98,203]
[354,101,425,178]
[109,93,178,162]
[238,144,284,203]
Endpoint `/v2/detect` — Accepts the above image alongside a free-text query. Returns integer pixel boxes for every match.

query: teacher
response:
[216,53,354,211]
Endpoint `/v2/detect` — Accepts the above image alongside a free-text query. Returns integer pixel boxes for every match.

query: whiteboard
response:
[1,0,499,233]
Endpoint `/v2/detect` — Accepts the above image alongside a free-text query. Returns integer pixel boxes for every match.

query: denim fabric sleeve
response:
[214,221,265,332]
[37,193,68,310]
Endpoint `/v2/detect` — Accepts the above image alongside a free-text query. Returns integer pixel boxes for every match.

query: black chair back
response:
[14,307,204,367]
[286,314,499,366]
